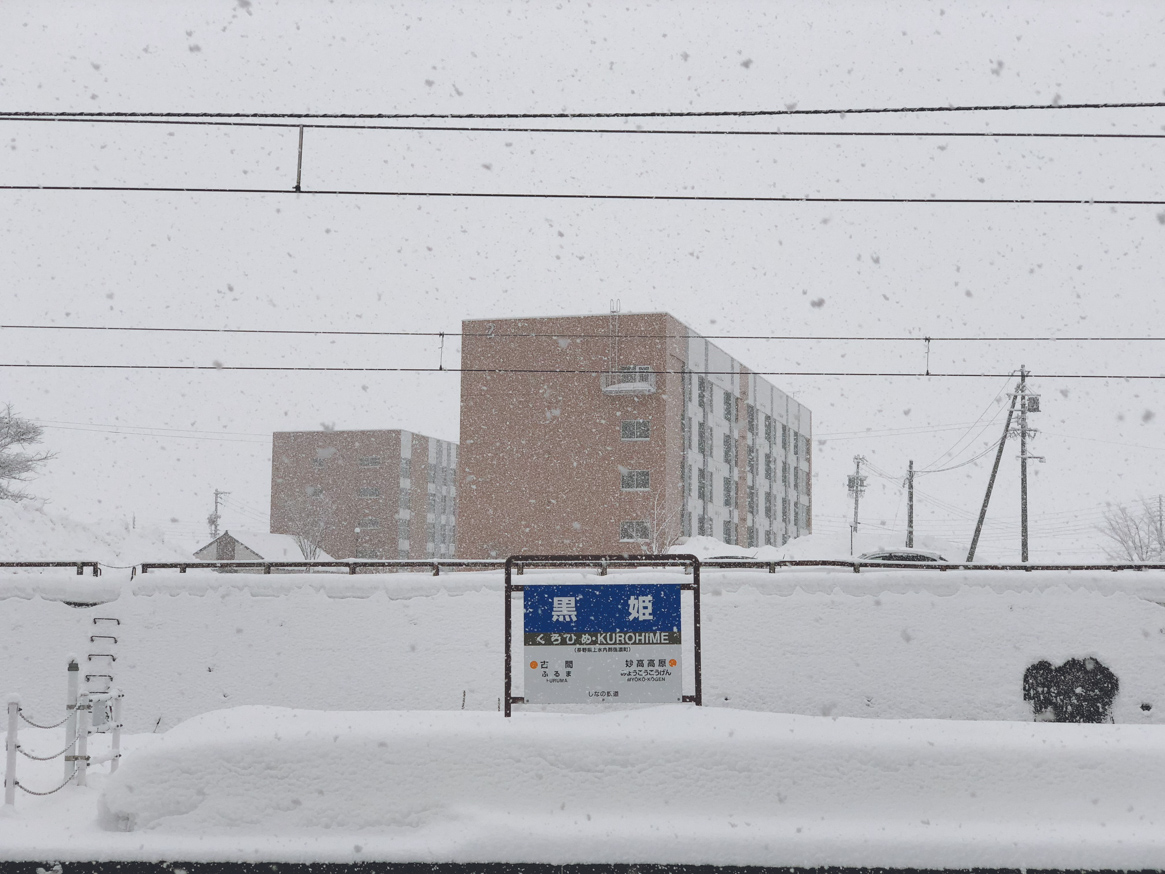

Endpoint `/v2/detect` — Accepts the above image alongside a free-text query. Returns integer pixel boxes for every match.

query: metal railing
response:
[600,370,657,395]
[138,558,506,576]
[0,561,101,576]
[10,557,1165,577]
[4,659,122,807]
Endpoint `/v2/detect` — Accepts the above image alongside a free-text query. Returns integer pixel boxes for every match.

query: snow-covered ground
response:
[7,706,1165,869]
[0,500,193,566]
[4,565,1165,864]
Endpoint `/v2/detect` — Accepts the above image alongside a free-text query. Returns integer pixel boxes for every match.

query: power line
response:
[7,324,1165,342]
[920,373,1014,470]
[4,100,1165,119]
[5,114,1165,140]
[2,184,1163,205]
[7,363,1165,379]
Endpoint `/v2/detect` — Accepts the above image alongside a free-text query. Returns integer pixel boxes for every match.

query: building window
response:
[358,455,382,468]
[723,433,734,465]
[722,520,734,545]
[764,453,773,480]
[697,469,708,501]
[794,468,803,492]
[399,488,410,511]
[764,530,772,546]
[782,462,789,486]
[764,492,772,519]
[428,464,438,484]
[793,432,801,456]
[401,458,411,479]
[621,420,651,441]
[311,458,325,470]
[356,545,380,559]
[747,445,758,475]
[397,519,409,539]
[426,522,436,544]
[697,377,707,408]
[764,414,773,442]
[399,545,409,560]
[358,517,381,530]
[723,391,733,422]
[747,527,757,548]
[621,469,650,491]
[697,423,707,455]
[747,487,757,516]
[747,405,757,434]
[782,425,788,450]
[305,485,323,497]
[723,477,734,507]
[782,497,789,523]
[620,520,650,541]
[358,487,381,498]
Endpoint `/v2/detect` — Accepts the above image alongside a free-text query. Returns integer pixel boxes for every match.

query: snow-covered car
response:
[856,549,949,564]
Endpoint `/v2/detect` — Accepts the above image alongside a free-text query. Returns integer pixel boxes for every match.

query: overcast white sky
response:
[3,1,1165,559]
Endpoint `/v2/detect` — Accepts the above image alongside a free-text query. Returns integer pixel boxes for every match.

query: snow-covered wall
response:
[4,568,1165,731]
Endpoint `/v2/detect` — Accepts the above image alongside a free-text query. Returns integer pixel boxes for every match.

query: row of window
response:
[692,510,811,546]
[693,423,809,467]
[691,465,810,502]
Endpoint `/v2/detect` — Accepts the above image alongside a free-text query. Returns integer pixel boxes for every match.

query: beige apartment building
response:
[270,429,458,560]
[457,312,812,558]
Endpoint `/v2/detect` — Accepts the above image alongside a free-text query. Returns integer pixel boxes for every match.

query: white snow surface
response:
[0,500,192,565]
[9,706,1165,868]
[5,566,1165,864]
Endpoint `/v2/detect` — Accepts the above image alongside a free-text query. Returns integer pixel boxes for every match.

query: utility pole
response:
[847,456,867,556]
[1015,366,1043,563]
[207,489,230,539]
[967,380,1020,563]
[905,460,915,548]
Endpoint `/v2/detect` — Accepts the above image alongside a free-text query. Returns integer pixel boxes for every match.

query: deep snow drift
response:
[8,705,1165,869]
[5,565,1165,864]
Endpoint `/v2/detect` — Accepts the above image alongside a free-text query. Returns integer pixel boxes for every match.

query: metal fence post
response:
[75,693,90,787]
[5,697,18,806]
[110,693,123,774]
[64,658,79,781]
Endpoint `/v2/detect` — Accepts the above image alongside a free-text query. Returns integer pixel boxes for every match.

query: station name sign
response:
[523,583,682,704]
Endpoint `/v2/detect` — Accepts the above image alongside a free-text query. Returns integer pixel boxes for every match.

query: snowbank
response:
[6,569,1165,731]
[0,500,191,565]
[89,705,1165,868]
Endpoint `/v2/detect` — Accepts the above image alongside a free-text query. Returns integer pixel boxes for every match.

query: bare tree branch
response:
[280,493,338,560]
[0,405,56,502]
[1097,499,1161,562]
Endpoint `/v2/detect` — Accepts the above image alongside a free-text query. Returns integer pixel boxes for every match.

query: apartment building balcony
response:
[600,369,657,395]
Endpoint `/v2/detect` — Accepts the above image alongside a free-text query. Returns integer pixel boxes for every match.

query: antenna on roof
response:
[609,299,621,374]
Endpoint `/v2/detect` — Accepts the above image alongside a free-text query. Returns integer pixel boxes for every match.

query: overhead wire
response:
[7,363,1165,378]
[7,324,1165,342]
[5,114,1165,140]
[919,372,1015,471]
[4,99,1165,119]
[3,184,1164,205]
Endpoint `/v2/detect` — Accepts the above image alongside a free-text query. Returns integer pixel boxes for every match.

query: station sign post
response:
[504,555,701,716]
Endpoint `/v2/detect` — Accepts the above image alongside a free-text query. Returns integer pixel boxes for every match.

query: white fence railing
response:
[4,659,122,806]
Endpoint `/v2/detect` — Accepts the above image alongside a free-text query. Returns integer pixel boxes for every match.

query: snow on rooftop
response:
[198,530,333,562]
